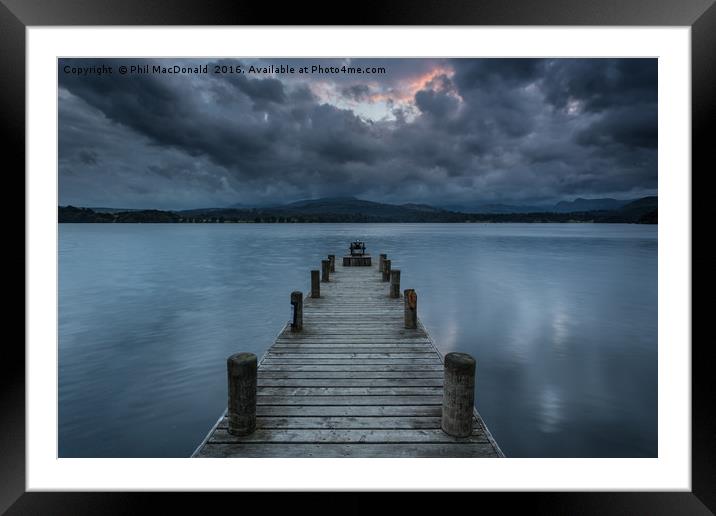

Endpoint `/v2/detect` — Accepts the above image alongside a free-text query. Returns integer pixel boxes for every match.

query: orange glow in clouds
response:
[307,63,461,121]
[367,64,458,104]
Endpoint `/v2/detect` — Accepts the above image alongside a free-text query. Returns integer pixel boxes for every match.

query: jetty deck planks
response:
[194,260,503,458]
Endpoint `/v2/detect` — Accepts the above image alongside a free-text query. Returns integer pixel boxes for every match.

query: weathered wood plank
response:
[266,353,437,359]
[209,428,488,444]
[298,315,412,318]
[263,356,440,362]
[305,312,404,316]
[257,386,443,396]
[296,318,408,322]
[259,364,444,372]
[275,338,432,343]
[300,312,404,316]
[257,395,443,405]
[195,442,499,458]
[276,333,428,338]
[217,415,446,429]
[255,405,443,417]
[257,378,444,387]
[257,371,443,379]
[261,359,443,365]
[270,346,436,352]
[272,340,432,344]
[302,312,404,316]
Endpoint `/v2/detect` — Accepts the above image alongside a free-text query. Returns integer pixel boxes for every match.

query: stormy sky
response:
[58,58,657,210]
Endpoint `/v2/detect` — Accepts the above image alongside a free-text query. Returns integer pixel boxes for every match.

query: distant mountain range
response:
[553,197,631,213]
[269,197,450,217]
[59,196,657,224]
[87,207,143,214]
[442,197,634,214]
[442,203,546,214]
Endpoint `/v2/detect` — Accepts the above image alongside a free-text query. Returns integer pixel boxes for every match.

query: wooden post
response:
[382,259,391,282]
[379,254,387,272]
[311,270,320,298]
[328,254,335,272]
[227,352,257,436]
[441,352,476,437]
[291,291,303,331]
[390,269,401,298]
[404,288,417,328]
[321,259,330,282]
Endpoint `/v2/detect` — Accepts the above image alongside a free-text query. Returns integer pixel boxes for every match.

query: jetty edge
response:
[192,243,504,458]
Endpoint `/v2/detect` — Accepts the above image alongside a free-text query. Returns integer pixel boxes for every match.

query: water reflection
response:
[59,223,657,457]
[537,387,564,434]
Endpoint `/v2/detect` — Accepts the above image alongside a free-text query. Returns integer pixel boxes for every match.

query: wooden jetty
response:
[193,246,503,458]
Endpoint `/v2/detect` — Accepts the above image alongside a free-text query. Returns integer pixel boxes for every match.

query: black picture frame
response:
[5,0,709,513]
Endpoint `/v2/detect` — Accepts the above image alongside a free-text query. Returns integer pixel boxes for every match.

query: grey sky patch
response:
[78,150,99,165]
[342,84,372,102]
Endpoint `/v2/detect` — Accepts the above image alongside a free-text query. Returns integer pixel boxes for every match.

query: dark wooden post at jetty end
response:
[290,291,303,331]
[321,259,330,282]
[226,352,257,436]
[379,253,387,272]
[328,254,335,272]
[390,269,401,298]
[404,288,417,328]
[441,352,476,437]
[382,259,391,282]
[311,270,320,298]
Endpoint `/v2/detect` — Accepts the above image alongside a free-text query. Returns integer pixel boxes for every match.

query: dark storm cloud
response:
[414,88,460,119]
[62,62,321,170]
[576,105,658,149]
[300,104,387,165]
[453,58,545,91]
[58,57,657,209]
[541,59,657,113]
[440,61,544,139]
[212,59,287,106]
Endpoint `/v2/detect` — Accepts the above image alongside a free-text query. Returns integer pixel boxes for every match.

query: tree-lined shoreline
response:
[59,196,657,224]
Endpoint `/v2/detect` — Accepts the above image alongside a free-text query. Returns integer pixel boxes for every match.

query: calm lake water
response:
[59,223,657,457]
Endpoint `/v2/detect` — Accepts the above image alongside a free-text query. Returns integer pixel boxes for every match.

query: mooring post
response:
[382,259,391,282]
[290,291,303,331]
[404,288,417,328]
[227,352,257,436]
[328,254,335,272]
[311,270,320,298]
[390,269,401,298]
[321,259,330,282]
[379,253,387,272]
[441,352,476,437]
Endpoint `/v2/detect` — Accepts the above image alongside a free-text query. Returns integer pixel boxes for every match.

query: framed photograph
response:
[8,0,709,512]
